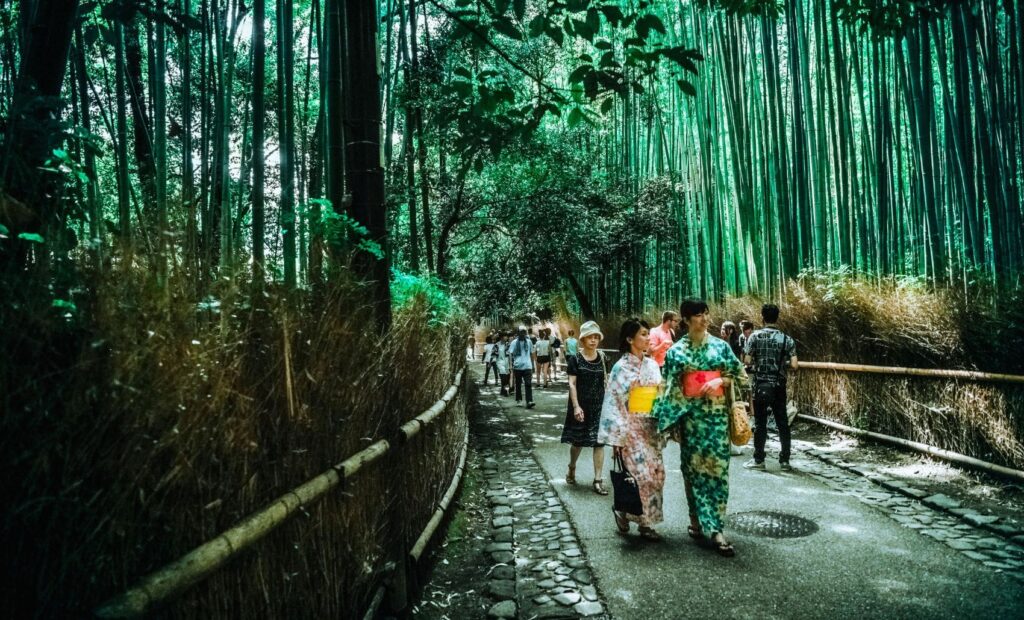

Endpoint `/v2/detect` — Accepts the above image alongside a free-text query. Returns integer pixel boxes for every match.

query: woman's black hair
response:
[679,298,710,320]
[618,317,651,353]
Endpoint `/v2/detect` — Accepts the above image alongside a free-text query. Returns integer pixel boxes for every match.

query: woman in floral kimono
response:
[598,318,665,541]
[654,299,747,556]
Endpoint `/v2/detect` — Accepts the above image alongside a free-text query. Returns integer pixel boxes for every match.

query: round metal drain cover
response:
[729,511,819,538]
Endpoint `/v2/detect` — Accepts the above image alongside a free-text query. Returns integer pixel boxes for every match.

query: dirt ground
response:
[410,392,496,620]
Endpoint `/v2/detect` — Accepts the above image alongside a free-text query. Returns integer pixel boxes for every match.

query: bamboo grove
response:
[0,0,1021,323]
[597,0,1024,304]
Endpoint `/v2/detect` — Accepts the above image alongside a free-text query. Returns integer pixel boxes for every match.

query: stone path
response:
[792,438,1024,579]
[474,382,609,619]
[419,367,1023,618]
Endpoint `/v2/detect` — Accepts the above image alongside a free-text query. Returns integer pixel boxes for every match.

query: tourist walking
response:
[550,330,562,381]
[737,320,754,352]
[535,328,553,388]
[654,299,747,557]
[482,336,499,386]
[648,311,679,368]
[565,329,578,358]
[496,332,511,396]
[744,304,798,471]
[599,318,666,541]
[510,327,536,409]
[561,320,608,494]
[721,321,743,359]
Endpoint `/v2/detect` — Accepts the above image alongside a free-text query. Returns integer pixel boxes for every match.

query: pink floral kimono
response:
[597,352,665,527]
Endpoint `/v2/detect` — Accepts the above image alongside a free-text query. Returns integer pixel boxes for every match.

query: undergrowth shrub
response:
[0,262,469,617]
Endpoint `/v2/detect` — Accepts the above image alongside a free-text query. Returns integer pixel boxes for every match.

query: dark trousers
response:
[753,383,790,463]
[513,369,533,403]
[484,361,500,384]
[499,373,510,394]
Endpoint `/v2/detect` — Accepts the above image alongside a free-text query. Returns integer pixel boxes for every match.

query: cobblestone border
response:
[475,397,609,619]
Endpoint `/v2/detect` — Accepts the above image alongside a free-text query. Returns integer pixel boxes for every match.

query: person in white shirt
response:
[495,332,511,396]
[482,336,499,385]
[535,328,553,388]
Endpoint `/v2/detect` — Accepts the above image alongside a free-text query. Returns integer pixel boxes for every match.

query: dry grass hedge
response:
[715,276,1024,470]
[0,265,468,618]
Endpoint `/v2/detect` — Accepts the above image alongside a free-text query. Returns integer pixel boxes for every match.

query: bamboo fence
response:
[797,361,1024,384]
[95,368,467,618]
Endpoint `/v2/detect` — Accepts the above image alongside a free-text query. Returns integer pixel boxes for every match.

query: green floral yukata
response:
[654,334,746,535]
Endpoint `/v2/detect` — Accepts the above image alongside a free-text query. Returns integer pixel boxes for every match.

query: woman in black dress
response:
[561,320,609,495]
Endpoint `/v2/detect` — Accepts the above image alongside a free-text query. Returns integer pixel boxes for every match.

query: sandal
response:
[566,465,576,485]
[592,479,609,496]
[687,525,705,540]
[638,527,664,542]
[712,535,736,557]
[613,509,629,534]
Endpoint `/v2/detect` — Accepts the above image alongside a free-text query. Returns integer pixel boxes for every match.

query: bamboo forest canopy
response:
[0,0,1022,321]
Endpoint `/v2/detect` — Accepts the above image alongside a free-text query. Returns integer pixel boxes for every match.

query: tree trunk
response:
[278,0,296,287]
[252,0,266,281]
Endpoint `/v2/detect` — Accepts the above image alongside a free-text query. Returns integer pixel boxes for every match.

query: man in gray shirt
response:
[744,304,798,471]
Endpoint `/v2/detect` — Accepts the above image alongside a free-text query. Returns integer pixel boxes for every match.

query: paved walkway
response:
[472,367,1023,619]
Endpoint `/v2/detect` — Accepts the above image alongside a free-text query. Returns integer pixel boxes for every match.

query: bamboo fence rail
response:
[797,361,1024,384]
[95,368,467,618]
[793,361,1024,480]
[796,413,1024,483]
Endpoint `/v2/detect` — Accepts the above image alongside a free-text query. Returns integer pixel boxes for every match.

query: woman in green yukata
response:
[654,299,747,557]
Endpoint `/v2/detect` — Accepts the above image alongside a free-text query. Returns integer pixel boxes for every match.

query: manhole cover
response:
[728,511,819,538]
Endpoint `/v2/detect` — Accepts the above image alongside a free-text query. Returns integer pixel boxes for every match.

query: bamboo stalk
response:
[797,361,1024,384]
[798,413,1024,483]
[96,368,466,618]
[409,422,469,561]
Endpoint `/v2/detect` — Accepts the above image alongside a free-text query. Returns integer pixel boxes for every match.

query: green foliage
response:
[302,199,385,261]
[431,0,705,162]
[833,0,956,38]
[391,268,460,326]
[17,232,45,244]
[696,0,784,18]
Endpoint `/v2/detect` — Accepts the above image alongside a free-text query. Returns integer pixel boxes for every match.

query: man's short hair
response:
[740,320,754,332]
[661,310,679,324]
[761,304,781,323]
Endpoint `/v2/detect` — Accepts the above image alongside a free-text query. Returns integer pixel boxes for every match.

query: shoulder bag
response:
[610,452,644,516]
[727,382,752,446]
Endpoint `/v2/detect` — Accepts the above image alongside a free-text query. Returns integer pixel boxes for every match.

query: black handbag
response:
[610,452,644,516]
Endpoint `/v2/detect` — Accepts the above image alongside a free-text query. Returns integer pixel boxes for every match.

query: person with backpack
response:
[510,327,537,409]
[743,304,798,471]
[550,331,562,380]
[495,332,512,396]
